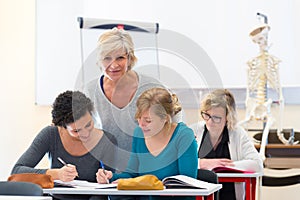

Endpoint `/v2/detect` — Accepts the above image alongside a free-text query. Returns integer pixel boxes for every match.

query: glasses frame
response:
[201,111,222,124]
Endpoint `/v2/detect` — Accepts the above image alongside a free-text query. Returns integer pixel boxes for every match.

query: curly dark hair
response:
[51,90,94,128]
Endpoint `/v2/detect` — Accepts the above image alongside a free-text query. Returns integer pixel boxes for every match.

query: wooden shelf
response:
[264,157,300,168]
[255,144,300,149]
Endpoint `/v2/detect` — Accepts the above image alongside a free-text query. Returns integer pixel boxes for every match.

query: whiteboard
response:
[36,0,300,105]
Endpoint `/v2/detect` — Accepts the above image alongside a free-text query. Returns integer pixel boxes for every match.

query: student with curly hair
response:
[11,90,116,199]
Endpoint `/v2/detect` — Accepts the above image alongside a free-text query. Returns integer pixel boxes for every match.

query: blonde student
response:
[84,27,182,174]
[190,89,263,200]
[96,88,198,200]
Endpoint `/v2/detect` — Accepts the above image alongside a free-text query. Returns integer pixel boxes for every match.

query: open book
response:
[162,175,221,189]
[54,180,117,189]
[211,166,254,173]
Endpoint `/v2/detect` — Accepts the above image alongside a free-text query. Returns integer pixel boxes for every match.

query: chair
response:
[197,169,219,200]
[0,181,43,196]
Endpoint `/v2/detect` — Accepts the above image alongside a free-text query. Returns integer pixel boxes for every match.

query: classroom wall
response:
[0,0,52,179]
[35,0,300,106]
[0,0,299,199]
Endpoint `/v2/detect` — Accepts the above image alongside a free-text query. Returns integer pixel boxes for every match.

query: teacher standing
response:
[84,28,178,172]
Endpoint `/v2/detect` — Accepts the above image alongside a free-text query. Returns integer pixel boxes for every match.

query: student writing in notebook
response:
[83,27,182,175]
[190,89,263,200]
[96,88,198,200]
[11,91,116,200]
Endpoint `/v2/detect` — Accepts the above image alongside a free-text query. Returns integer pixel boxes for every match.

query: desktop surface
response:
[0,196,52,200]
[44,186,222,196]
[217,172,263,178]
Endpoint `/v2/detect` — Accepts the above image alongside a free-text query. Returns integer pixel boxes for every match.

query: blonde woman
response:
[190,89,263,200]
[96,88,197,200]
[84,28,181,173]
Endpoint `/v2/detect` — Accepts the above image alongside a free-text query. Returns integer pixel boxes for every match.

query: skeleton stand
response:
[239,24,298,161]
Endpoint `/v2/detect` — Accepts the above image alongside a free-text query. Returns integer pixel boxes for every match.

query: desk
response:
[44,186,222,200]
[0,196,52,200]
[217,172,262,200]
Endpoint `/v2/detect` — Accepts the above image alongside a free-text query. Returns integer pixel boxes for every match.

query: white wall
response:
[1,0,300,199]
[36,0,300,105]
[0,0,52,180]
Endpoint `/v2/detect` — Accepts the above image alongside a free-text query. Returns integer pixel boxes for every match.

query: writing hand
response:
[58,164,79,182]
[96,168,112,184]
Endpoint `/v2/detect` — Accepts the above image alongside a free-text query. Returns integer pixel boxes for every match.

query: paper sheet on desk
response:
[54,180,117,189]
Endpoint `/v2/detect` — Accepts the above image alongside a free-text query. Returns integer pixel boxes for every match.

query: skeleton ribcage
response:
[247,52,281,105]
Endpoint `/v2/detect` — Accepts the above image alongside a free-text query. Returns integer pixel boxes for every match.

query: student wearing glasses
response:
[190,89,263,200]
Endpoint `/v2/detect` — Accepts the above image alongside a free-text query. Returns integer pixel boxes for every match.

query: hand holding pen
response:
[96,160,112,184]
[57,157,79,182]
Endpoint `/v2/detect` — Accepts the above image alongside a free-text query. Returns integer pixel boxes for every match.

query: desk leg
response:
[251,178,257,200]
[245,178,251,200]
[196,194,214,200]
[206,194,214,200]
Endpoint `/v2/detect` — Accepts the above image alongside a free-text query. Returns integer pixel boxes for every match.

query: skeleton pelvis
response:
[246,98,272,121]
[253,105,268,120]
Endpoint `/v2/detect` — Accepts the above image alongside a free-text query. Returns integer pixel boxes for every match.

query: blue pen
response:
[100,160,109,184]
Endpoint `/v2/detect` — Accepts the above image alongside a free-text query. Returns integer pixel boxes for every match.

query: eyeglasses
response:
[201,111,222,124]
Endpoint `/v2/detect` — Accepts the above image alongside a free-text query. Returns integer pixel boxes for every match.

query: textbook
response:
[162,175,221,189]
[54,180,117,189]
[211,166,255,173]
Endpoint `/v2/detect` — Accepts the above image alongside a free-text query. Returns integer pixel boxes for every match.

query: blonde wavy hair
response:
[200,89,237,131]
[97,27,137,70]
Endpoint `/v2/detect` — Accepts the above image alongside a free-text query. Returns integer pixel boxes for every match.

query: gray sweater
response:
[11,126,117,182]
[84,72,164,172]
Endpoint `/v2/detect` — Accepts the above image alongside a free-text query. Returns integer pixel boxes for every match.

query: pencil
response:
[57,157,67,166]
[57,157,79,178]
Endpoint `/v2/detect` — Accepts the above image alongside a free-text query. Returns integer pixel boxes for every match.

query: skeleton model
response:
[239,15,298,161]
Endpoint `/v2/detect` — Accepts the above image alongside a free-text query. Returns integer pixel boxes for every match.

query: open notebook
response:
[162,175,221,189]
[54,180,117,189]
[211,166,255,173]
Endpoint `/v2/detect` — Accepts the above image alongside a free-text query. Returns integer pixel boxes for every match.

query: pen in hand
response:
[57,157,79,178]
[57,157,67,166]
[99,160,109,184]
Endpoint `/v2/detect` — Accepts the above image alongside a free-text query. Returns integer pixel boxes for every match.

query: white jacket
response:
[190,121,263,200]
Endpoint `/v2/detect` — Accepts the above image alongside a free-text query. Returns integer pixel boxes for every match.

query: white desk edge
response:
[0,196,52,200]
[216,172,263,178]
[43,185,222,196]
